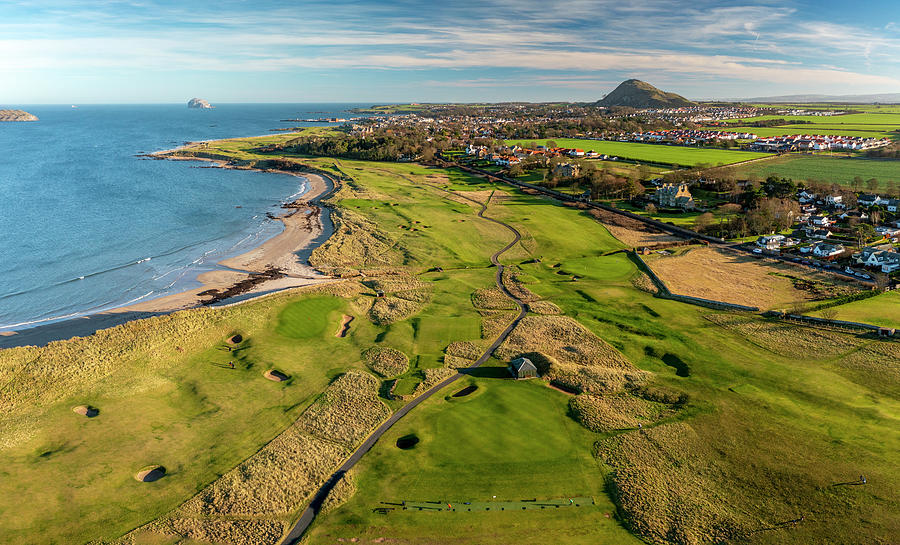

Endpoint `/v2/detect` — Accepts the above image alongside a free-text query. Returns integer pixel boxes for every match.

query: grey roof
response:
[510,357,537,373]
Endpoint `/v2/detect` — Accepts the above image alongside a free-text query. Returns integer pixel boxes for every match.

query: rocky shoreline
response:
[0,109,38,122]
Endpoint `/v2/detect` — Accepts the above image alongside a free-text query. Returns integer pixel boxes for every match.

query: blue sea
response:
[0,103,366,330]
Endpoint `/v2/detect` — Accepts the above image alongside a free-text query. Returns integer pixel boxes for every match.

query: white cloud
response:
[2,0,899,97]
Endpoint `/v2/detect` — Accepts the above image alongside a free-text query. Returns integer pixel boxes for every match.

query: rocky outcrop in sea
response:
[0,109,39,122]
[188,98,213,109]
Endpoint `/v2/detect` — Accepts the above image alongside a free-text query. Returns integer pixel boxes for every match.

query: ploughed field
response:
[1,139,897,545]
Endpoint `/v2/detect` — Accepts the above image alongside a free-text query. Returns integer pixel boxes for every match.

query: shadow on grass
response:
[459,366,511,379]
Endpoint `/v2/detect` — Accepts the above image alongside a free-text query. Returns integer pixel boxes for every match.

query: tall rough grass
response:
[310,208,403,274]
[300,371,391,447]
[478,310,517,340]
[110,371,390,544]
[320,470,357,515]
[705,314,862,359]
[363,346,410,378]
[497,315,648,393]
[412,367,457,396]
[569,394,665,432]
[472,288,518,310]
[597,422,751,545]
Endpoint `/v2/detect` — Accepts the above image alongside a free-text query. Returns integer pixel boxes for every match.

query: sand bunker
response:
[134,465,166,482]
[227,334,243,345]
[72,405,99,417]
[334,315,354,337]
[264,369,289,382]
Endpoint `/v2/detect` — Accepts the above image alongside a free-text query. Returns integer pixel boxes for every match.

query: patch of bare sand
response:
[334,315,354,337]
[135,465,166,482]
[264,369,289,382]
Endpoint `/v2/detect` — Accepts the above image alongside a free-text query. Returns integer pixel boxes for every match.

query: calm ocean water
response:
[0,103,365,330]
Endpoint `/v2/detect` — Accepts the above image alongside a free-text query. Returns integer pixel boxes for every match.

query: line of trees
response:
[266,130,450,162]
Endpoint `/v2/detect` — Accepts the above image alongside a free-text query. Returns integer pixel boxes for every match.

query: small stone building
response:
[509,357,538,379]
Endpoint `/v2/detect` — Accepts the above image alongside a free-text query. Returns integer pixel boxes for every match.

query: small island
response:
[0,109,38,122]
[187,98,213,109]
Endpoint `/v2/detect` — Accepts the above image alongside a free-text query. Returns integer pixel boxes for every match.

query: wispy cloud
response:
[2,0,899,101]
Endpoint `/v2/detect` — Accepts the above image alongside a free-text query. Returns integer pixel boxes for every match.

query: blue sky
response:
[2,0,899,103]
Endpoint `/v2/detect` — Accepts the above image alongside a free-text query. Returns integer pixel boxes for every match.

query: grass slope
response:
[809,290,900,328]
[305,377,642,545]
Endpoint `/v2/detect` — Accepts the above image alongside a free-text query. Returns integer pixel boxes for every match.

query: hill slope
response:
[598,79,696,108]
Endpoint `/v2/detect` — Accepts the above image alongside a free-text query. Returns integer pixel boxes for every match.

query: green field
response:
[810,291,900,328]
[505,138,774,167]
[724,113,900,126]
[715,111,900,140]
[729,154,900,188]
[306,378,642,545]
[3,140,899,545]
[749,104,900,113]
[721,125,896,139]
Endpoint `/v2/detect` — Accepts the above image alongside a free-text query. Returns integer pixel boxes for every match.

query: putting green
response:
[275,296,345,339]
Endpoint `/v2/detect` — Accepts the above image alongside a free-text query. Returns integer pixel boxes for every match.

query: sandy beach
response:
[0,166,337,349]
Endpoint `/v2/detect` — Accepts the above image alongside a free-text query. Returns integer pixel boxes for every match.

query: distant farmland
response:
[730,155,900,189]
[504,138,774,167]
[721,125,896,139]
[716,111,900,140]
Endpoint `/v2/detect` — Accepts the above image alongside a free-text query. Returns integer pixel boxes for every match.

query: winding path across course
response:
[279,179,528,545]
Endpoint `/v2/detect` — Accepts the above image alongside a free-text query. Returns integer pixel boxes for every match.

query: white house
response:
[882,254,900,273]
[809,215,835,227]
[825,194,844,208]
[858,194,885,207]
[806,228,833,239]
[887,199,900,213]
[798,190,817,204]
[757,234,785,249]
[811,242,845,258]
[853,247,900,270]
